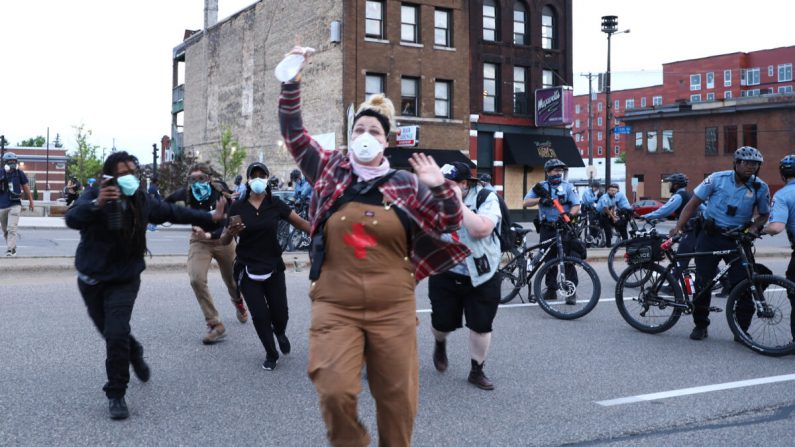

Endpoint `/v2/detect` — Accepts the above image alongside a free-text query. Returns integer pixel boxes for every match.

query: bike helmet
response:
[664,173,688,187]
[544,158,568,172]
[608,183,620,190]
[780,154,795,178]
[269,176,280,188]
[2,152,18,161]
[290,169,302,181]
[591,180,601,188]
[734,146,764,163]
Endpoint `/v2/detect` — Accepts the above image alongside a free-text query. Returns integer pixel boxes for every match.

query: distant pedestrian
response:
[234,174,247,200]
[478,173,495,191]
[1,152,35,257]
[147,176,161,231]
[65,176,82,206]
[65,151,227,420]
[87,177,97,191]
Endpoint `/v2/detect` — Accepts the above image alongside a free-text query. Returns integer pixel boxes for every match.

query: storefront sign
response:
[535,86,573,127]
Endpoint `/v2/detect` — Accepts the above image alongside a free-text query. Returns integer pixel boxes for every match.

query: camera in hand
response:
[102,176,124,231]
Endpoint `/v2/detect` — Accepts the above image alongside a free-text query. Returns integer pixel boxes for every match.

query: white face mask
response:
[350,132,384,163]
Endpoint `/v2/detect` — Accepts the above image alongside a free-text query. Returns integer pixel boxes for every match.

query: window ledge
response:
[399,42,423,48]
[365,37,390,45]
[433,46,456,52]
[396,116,464,125]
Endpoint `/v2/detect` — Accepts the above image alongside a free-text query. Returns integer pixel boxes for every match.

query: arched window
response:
[483,0,498,42]
[513,2,527,45]
[541,6,556,49]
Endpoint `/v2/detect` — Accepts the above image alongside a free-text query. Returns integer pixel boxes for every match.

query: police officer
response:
[581,181,601,209]
[673,146,771,340]
[596,183,633,247]
[289,169,312,206]
[763,154,795,341]
[523,158,581,304]
[642,173,704,270]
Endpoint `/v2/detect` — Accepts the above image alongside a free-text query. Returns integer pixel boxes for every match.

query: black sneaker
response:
[276,334,291,355]
[689,327,708,340]
[262,357,278,371]
[108,397,129,420]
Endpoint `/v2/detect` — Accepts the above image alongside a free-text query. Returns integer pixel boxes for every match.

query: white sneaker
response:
[6,249,15,257]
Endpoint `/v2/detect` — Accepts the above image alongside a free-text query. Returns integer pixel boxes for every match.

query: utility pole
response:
[46,127,50,190]
[579,73,596,168]
[152,143,159,174]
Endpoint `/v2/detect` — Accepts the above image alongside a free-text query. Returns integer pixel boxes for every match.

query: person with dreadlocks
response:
[65,151,228,420]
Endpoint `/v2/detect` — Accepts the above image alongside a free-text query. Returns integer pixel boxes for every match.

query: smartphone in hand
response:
[228,215,242,227]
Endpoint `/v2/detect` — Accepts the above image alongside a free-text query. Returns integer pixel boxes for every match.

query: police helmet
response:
[665,173,688,187]
[290,169,302,181]
[780,154,795,178]
[544,158,567,172]
[608,183,620,190]
[269,176,280,187]
[734,146,764,163]
[2,152,18,161]
[591,180,601,188]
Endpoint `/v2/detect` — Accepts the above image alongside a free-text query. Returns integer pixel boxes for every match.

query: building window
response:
[640,97,647,108]
[598,102,603,112]
[779,85,794,94]
[614,133,620,141]
[647,131,658,153]
[513,66,529,114]
[741,89,761,97]
[513,2,527,45]
[614,100,619,111]
[706,72,715,89]
[690,74,701,91]
[779,64,793,82]
[768,65,774,77]
[614,146,620,155]
[575,104,581,114]
[705,127,718,156]
[597,146,603,155]
[724,125,737,154]
[597,131,603,141]
[365,73,385,100]
[434,80,451,118]
[365,1,385,39]
[401,4,419,43]
[706,92,715,102]
[541,6,556,49]
[635,132,643,150]
[662,130,673,153]
[575,119,580,128]
[690,94,701,103]
[434,9,452,47]
[724,90,733,99]
[742,68,760,86]
[652,95,662,106]
[625,99,634,109]
[400,77,419,116]
[483,0,498,41]
[742,124,757,148]
[542,69,554,88]
[483,63,498,112]
[724,69,732,86]
[597,116,603,126]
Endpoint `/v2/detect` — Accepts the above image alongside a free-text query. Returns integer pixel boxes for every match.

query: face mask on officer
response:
[117,174,140,196]
[191,182,212,201]
[4,163,16,172]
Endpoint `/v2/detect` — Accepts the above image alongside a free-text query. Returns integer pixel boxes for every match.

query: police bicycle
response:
[277,198,311,251]
[497,220,601,320]
[606,212,661,285]
[573,205,606,248]
[614,225,795,357]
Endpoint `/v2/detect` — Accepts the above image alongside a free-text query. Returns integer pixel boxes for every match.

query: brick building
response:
[2,146,68,198]
[573,45,795,198]
[172,0,579,218]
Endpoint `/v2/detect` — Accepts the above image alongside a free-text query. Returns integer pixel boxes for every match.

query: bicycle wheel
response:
[498,247,526,304]
[532,256,601,320]
[726,274,795,357]
[607,239,631,284]
[615,263,683,333]
[277,220,291,251]
[290,228,310,251]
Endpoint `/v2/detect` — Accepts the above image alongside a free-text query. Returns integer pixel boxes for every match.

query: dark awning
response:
[504,133,585,168]
[384,148,475,168]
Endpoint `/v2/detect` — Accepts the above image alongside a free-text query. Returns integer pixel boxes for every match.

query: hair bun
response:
[356,94,396,133]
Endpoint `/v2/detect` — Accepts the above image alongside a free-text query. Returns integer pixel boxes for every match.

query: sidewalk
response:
[18,216,191,231]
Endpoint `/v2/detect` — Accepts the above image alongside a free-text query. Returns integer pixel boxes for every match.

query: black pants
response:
[539,224,578,290]
[599,214,628,246]
[676,229,697,272]
[692,232,751,329]
[428,271,501,333]
[237,268,289,361]
[78,277,143,399]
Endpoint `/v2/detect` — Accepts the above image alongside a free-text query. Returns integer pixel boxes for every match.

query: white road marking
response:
[416,297,616,313]
[596,373,795,406]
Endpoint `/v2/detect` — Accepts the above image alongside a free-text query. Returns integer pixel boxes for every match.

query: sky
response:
[2,0,794,163]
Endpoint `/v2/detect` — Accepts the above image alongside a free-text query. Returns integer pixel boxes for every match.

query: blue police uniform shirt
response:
[581,188,599,207]
[293,178,312,203]
[595,191,632,213]
[0,169,29,209]
[643,187,706,220]
[524,180,580,223]
[768,180,795,238]
[694,170,770,228]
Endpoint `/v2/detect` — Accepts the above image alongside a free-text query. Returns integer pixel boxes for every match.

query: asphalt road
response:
[2,259,794,446]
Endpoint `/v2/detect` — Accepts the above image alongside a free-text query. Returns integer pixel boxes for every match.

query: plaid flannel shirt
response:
[278,82,470,280]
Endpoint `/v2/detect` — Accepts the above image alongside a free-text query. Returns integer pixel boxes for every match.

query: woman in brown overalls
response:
[278,47,469,447]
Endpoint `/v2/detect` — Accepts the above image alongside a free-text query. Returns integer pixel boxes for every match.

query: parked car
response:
[631,199,665,216]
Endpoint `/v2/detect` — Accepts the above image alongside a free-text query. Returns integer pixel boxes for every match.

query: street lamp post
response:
[601,15,629,189]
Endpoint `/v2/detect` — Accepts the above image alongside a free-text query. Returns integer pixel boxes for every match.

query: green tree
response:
[53,133,64,148]
[17,136,46,147]
[217,127,247,183]
[156,153,198,198]
[67,124,103,184]
[616,151,627,164]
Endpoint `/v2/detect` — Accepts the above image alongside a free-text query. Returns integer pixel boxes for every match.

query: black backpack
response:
[475,188,514,252]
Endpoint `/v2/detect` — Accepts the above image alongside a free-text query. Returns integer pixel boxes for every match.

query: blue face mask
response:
[547,174,563,185]
[117,175,140,196]
[249,178,267,195]
[191,182,212,201]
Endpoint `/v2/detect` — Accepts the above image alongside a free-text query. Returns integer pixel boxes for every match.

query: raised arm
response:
[278,83,331,185]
